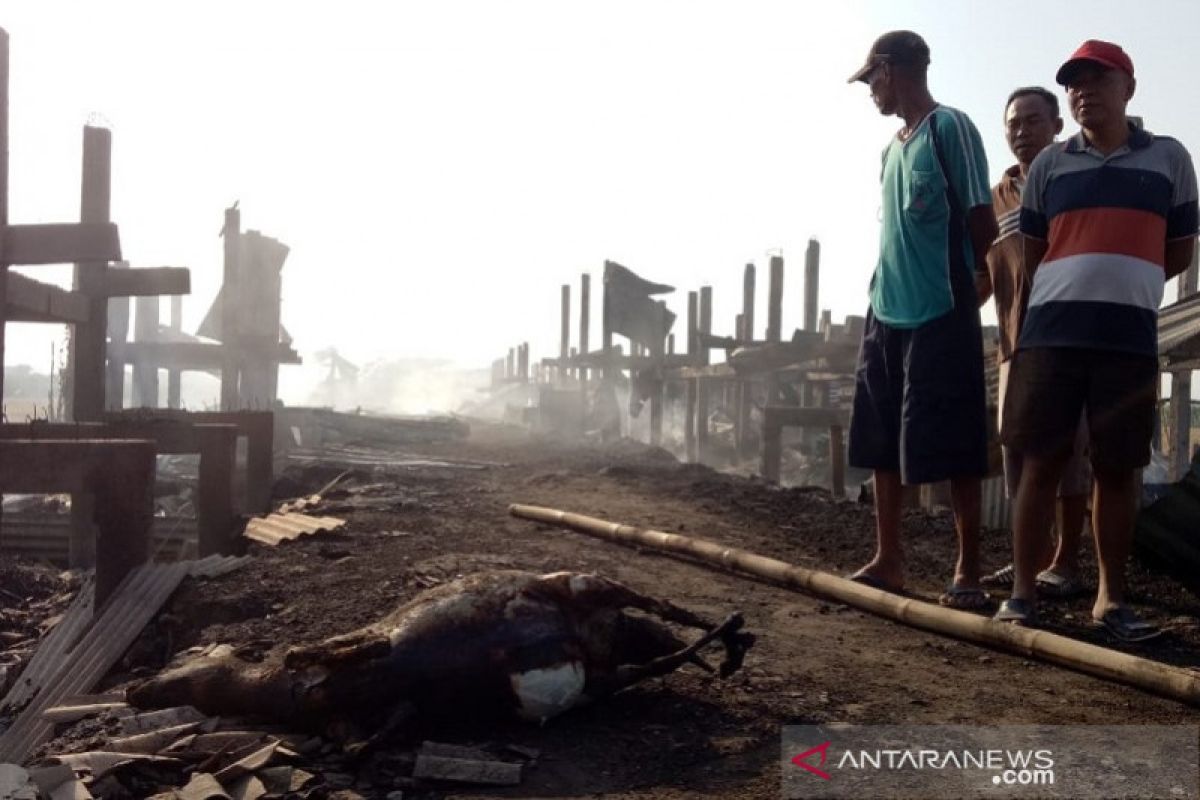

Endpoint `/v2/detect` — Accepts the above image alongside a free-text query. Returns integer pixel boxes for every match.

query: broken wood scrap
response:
[413,751,522,786]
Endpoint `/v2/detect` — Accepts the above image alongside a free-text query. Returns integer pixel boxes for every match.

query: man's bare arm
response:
[1165,237,1196,280]
[1022,235,1049,280]
[967,206,998,306]
[967,206,998,268]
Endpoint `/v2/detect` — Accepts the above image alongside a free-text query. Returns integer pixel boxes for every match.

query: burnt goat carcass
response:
[130,570,754,747]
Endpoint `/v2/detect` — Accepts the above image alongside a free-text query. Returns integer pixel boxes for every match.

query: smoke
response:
[282,353,489,416]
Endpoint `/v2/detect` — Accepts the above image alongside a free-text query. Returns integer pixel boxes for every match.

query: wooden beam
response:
[103,266,190,297]
[3,222,120,266]
[5,271,89,323]
[108,339,301,371]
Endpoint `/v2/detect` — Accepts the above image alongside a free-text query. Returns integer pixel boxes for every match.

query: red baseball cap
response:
[1055,39,1134,86]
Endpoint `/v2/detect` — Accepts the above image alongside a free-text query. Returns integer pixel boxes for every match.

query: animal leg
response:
[586,613,746,698]
[342,700,418,761]
[538,573,717,631]
[284,631,391,671]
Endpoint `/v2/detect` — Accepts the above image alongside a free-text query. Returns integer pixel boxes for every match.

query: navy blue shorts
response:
[848,266,989,484]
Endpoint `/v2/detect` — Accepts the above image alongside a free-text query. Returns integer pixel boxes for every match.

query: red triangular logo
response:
[791,741,832,780]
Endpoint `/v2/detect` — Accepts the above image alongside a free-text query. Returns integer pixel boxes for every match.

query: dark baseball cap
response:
[1055,39,1135,86]
[847,30,931,84]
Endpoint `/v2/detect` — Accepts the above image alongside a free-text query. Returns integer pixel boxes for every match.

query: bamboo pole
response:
[508,503,1200,707]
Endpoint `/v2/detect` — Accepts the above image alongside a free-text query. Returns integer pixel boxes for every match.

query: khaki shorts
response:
[998,359,1091,499]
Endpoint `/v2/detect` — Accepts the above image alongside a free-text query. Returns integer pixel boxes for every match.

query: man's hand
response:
[1165,237,1196,280]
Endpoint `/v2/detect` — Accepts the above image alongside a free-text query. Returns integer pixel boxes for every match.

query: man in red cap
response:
[997,40,1198,639]
[845,31,997,608]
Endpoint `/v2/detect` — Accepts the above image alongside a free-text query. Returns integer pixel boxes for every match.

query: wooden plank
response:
[108,339,302,370]
[103,266,190,298]
[5,271,89,323]
[2,223,120,266]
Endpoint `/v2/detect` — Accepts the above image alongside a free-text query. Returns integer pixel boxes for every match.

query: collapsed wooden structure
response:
[0,27,288,601]
[491,240,866,496]
[495,244,1198,507]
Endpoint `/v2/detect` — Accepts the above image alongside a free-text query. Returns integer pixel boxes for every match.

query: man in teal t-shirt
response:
[844,31,998,609]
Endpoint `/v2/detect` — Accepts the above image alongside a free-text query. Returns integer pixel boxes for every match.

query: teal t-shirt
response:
[869,105,991,328]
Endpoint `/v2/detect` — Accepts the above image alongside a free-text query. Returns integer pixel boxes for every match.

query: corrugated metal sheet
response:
[244,513,345,546]
[0,562,191,763]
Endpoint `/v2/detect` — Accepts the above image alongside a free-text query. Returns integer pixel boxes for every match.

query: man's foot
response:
[938,584,992,610]
[981,564,1015,589]
[846,569,904,594]
[994,597,1037,626]
[1092,606,1161,643]
[1035,568,1086,599]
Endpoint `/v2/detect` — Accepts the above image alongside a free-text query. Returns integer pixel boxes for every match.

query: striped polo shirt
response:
[1018,125,1199,356]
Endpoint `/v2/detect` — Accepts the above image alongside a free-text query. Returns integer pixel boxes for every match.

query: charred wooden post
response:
[579,273,590,386]
[167,295,182,408]
[696,376,712,464]
[737,264,756,459]
[766,255,784,342]
[219,205,241,410]
[1170,251,1199,478]
[765,254,784,409]
[560,283,570,385]
[69,125,112,422]
[685,291,698,461]
[830,423,846,498]
[518,342,529,384]
[196,425,238,556]
[696,286,713,461]
[132,296,159,407]
[105,265,130,409]
[803,238,820,334]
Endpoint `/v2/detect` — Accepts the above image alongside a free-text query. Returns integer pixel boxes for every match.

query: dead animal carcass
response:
[130,570,753,742]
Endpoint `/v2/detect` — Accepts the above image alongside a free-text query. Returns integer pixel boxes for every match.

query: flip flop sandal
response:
[1094,606,1161,643]
[1035,569,1086,599]
[981,564,1015,588]
[938,585,992,610]
[994,597,1037,626]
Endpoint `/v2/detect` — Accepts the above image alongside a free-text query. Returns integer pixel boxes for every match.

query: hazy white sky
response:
[4,0,1200,389]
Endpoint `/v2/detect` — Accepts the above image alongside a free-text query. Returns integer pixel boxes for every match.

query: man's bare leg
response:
[851,469,905,590]
[1047,492,1087,578]
[949,476,982,588]
[1091,468,1137,617]
[1009,452,1067,604]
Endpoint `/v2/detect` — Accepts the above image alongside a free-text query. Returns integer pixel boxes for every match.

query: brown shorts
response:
[1000,347,1157,474]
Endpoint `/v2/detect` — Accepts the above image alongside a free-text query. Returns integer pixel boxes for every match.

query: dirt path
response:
[122,421,1200,798]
